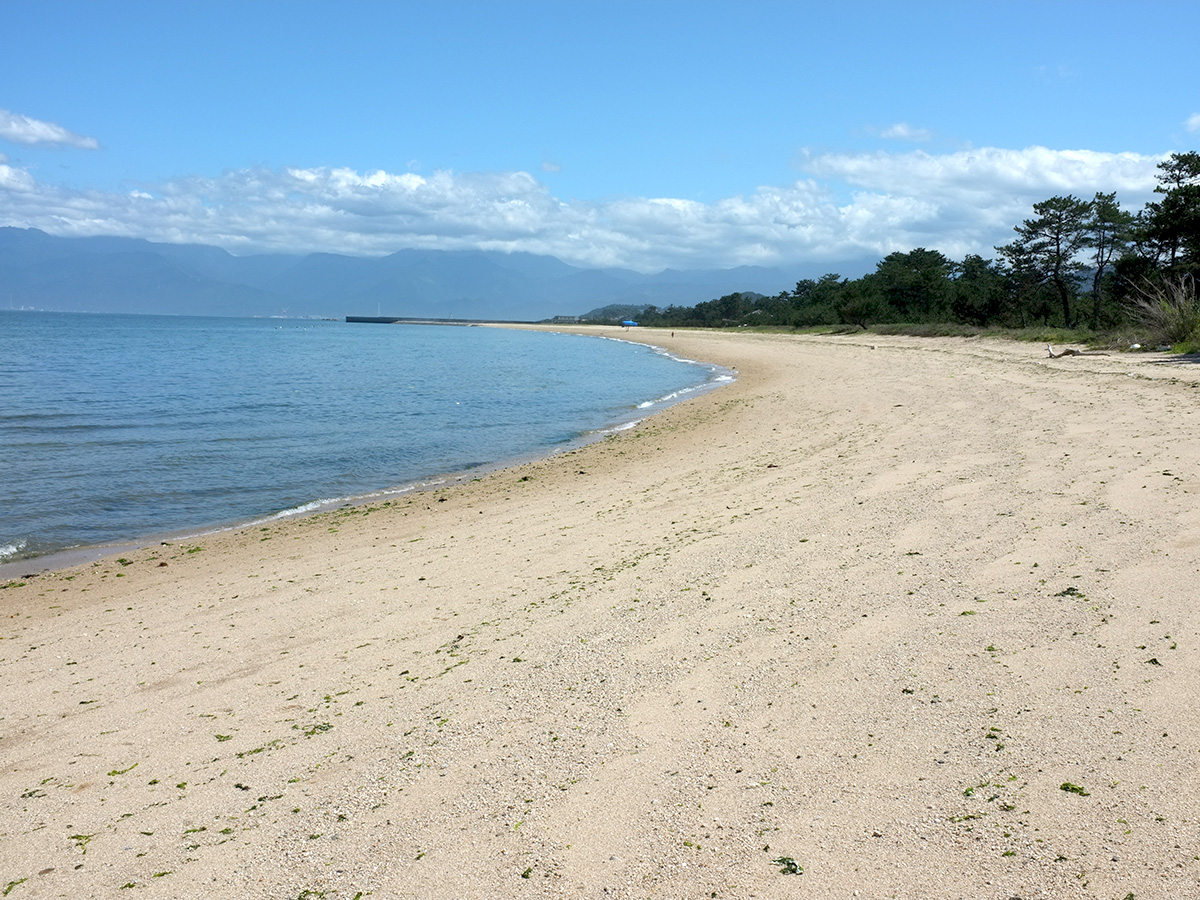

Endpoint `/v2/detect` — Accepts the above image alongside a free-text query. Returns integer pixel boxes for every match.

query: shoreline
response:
[0,327,731,580]
[4,328,1200,898]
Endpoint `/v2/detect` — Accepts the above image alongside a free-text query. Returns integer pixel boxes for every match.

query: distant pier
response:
[346,316,537,326]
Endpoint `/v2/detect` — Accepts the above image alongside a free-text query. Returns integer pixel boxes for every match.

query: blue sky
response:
[2,0,1198,274]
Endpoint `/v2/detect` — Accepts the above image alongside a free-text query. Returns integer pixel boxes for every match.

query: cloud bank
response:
[0,145,1166,273]
[0,109,99,149]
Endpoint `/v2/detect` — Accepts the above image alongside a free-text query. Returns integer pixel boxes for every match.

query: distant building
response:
[551,315,582,323]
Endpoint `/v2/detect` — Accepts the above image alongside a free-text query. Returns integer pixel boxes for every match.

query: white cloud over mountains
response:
[0,109,99,149]
[0,145,1166,273]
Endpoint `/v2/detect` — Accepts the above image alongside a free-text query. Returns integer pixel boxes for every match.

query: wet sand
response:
[3,328,1199,899]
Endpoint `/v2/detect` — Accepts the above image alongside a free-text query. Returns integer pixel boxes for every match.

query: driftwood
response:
[1047,344,1109,359]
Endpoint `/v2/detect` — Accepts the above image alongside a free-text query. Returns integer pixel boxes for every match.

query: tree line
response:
[623,152,1200,334]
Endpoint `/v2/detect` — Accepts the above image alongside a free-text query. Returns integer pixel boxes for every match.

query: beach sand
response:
[3,329,1199,899]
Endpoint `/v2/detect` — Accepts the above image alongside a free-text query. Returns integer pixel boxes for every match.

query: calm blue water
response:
[0,312,725,563]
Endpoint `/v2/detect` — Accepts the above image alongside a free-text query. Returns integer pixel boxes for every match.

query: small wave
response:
[636,371,732,409]
[0,539,29,562]
[243,499,340,528]
[652,347,700,365]
[601,335,700,367]
[601,419,643,435]
[238,476,455,530]
[637,386,693,408]
[564,330,736,412]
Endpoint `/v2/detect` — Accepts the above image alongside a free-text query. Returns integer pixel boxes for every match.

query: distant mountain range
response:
[0,227,802,321]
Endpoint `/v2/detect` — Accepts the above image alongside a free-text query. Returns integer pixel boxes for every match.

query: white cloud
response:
[806,146,1158,195]
[799,145,1162,259]
[540,161,563,173]
[1186,113,1200,134]
[0,108,99,149]
[0,160,37,191]
[0,145,1167,272]
[879,122,932,142]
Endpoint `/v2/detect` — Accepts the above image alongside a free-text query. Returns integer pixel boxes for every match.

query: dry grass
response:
[1131,272,1200,347]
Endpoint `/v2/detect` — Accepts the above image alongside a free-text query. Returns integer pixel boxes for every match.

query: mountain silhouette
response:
[0,227,800,320]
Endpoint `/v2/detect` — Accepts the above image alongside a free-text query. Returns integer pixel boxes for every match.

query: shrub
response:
[1130,273,1200,347]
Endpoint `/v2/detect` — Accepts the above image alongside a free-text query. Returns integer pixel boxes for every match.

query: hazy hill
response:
[0,227,799,320]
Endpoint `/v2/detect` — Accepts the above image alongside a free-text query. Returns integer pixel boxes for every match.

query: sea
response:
[0,312,729,567]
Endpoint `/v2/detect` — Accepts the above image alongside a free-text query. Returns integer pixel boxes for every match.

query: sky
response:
[2,0,1198,276]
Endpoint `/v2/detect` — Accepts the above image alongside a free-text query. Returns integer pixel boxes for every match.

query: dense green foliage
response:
[603,152,1200,346]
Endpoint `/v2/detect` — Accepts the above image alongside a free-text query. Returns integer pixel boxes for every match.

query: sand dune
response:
[3,328,1199,899]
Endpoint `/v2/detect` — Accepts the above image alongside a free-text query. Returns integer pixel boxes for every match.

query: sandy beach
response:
[3,328,1200,899]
